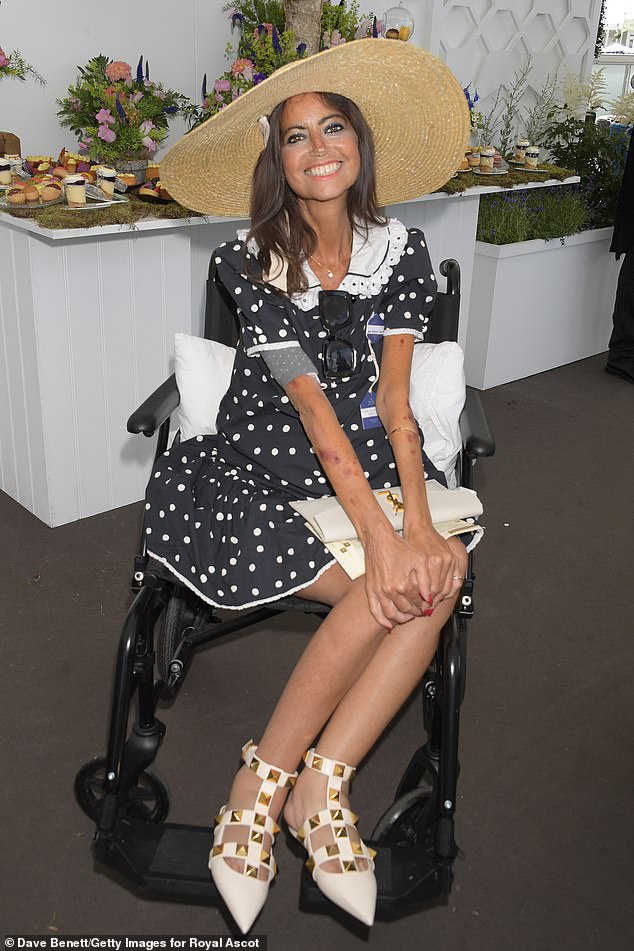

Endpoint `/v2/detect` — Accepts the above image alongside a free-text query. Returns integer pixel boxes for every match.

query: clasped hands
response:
[363,524,463,630]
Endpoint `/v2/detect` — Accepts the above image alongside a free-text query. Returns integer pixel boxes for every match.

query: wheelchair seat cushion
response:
[144,225,448,611]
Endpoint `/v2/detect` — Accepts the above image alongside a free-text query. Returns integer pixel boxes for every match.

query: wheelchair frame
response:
[75,258,495,923]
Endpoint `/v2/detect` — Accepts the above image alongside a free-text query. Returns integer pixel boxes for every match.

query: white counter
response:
[0,176,579,526]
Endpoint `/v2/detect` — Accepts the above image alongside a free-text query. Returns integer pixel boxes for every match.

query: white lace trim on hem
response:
[146,549,338,611]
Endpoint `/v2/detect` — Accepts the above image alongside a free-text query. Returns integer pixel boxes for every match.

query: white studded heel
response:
[209,740,298,934]
[287,748,377,927]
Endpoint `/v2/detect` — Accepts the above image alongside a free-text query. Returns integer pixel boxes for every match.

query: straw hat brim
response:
[161,39,470,218]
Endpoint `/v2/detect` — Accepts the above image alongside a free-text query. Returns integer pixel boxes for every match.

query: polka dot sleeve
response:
[213,243,302,357]
[381,228,437,341]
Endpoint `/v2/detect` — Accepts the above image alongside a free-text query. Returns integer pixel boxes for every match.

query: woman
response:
[151,40,471,933]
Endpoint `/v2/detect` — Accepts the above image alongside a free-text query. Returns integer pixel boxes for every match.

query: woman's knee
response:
[296,562,354,607]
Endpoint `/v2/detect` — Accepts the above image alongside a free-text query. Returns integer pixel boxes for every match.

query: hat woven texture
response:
[162,39,470,218]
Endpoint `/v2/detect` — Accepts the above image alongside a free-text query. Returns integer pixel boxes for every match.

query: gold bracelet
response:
[388,426,420,442]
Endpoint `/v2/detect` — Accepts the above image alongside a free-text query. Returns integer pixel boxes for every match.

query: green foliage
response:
[56,55,188,163]
[476,187,589,245]
[320,1,372,42]
[223,1,286,35]
[0,47,45,85]
[543,115,631,227]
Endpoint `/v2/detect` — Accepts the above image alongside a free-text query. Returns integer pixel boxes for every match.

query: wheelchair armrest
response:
[127,374,180,437]
[459,387,496,458]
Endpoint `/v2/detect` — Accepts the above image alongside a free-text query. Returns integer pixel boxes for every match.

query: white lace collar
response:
[236,218,408,311]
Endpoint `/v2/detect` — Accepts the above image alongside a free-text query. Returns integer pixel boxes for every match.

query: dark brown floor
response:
[2,353,633,949]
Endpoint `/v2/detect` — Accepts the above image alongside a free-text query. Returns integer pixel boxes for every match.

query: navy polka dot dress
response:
[145,219,445,609]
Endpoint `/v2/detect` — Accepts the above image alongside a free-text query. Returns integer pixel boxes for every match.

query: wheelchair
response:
[75,253,495,923]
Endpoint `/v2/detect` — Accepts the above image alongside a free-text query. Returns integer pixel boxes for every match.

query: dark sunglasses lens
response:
[319,293,351,330]
[324,339,356,378]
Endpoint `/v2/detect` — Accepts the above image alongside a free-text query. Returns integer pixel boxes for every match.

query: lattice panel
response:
[432,0,603,134]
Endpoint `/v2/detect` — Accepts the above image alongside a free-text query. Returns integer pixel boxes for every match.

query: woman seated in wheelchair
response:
[148,40,471,933]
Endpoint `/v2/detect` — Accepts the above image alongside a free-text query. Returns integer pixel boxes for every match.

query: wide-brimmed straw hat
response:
[162,39,470,217]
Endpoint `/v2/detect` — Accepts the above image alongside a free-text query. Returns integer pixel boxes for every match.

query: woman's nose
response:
[308,131,327,154]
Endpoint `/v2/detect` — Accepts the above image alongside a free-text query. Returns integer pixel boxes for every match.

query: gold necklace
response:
[309,237,353,279]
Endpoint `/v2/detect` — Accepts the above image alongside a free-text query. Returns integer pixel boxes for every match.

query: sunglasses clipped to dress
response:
[318,290,357,379]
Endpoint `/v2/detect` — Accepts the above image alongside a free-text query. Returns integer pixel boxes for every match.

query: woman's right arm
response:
[285,374,426,629]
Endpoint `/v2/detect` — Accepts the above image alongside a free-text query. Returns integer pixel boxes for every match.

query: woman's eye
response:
[285,132,304,145]
[325,122,344,134]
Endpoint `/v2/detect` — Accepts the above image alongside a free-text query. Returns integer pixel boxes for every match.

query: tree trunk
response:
[285,0,324,56]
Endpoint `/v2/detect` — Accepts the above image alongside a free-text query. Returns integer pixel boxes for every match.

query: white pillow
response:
[174,333,236,440]
[410,342,465,486]
[173,335,465,483]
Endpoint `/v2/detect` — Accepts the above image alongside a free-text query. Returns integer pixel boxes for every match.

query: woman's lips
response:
[305,161,342,177]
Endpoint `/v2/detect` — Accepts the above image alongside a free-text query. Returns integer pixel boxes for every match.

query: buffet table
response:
[0,176,579,526]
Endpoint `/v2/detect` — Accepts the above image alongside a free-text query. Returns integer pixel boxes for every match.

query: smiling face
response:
[279,92,361,208]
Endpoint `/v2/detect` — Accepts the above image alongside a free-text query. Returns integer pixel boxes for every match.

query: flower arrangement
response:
[57,55,188,164]
[185,1,374,128]
[0,46,45,84]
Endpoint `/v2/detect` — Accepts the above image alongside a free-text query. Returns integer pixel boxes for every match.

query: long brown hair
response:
[246,92,385,297]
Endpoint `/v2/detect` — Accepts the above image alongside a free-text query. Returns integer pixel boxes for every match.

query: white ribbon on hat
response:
[257,115,271,146]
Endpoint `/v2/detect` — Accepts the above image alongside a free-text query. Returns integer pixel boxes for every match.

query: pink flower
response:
[231,58,254,77]
[105,60,132,83]
[214,92,225,104]
[139,119,155,135]
[68,96,81,111]
[214,78,231,92]
[330,30,346,47]
[130,91,143,103]
[78,138,93,150]
[98,124,116,143]
[142,136,158,152]
[0,48,10,69]
[95,108,115,125]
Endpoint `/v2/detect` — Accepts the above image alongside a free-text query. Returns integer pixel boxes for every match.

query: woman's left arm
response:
[376,333,461,607]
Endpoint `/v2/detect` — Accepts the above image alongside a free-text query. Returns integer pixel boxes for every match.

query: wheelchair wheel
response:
[158,586,213,682]
[371,787,437,845]
[74,756,169,823]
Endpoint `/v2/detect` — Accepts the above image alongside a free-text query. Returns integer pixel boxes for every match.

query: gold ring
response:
[453,575,464,582]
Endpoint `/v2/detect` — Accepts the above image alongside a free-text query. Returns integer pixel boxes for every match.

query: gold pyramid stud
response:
[258,790,272,806]
[250,830,264,844]
[271,820,281,835]
[330,809,343,821]
[296,827,306,841]
[245,864,258,878]
[351,841,364,855]
[326,843,340,857]
[260,849,271,864]
[267,768,281,782]
[305,856,315,872]
[342,860,357,872]
[249,758,260,772]
[312,755,323,771]
[367,847,377,859]
[211,845,223,857]
[335,826,349,838]
[308,816,321,830]
[236,843,248,857]
[254,813,266,827]
[328,788,340,801]
[350,812,360,824]
[286,775,297,787]
[214,812,224,825]
[333,763,345,778]
[230,810,243,823]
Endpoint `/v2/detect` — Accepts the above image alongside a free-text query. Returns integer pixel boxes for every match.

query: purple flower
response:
[130,91,143,103]
[97,124,116,143]
[78,138,93,150]
[272,25,282,55]
[142,136,158,152]
[230,12,245,29]
[139,119,155,135]
[296,42,307,56]
[68,96,81,111]
[330,30,346,47]
[0,48,10,68]
[253,72,266,85]
[155,89,166,101]
[214,78,231,93]
[95,108,114,125]
[115,94,127,122]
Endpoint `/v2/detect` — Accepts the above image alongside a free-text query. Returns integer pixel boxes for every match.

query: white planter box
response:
[465,228,621,389]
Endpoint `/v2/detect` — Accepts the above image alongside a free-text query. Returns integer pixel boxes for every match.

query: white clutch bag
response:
[290,480,483,544]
